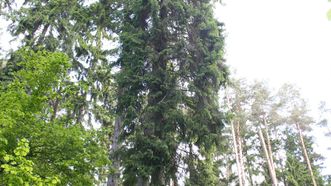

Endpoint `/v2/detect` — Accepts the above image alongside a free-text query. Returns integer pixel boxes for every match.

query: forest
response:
[0,0,330,185]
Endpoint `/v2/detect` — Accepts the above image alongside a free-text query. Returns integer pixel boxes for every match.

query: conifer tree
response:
[2,0,118,125]
[2,1,228,184]
[278,84,319,186]
[283,128,325,186]
[223,79,327,186]
[116,0,228,185]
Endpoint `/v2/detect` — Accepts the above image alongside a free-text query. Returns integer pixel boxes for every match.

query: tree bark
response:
[231,121,244,186]
[236,121,246,186]
[226,90,245,186]
[296,123,317,186]
[107,116,122,186]
[263,117,277,178]
[258,128,278,186]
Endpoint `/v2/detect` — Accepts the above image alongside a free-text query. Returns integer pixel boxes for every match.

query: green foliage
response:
[1,139,60,185]
[1,1,329,185]
[0,49,110,185]
[3,0,118,128]
[283,129,325,186]
[115,0,228,184]
[223,79,327,185]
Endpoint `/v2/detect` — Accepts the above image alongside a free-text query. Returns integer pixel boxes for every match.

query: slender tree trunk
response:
[50,87,62,122]
[107,116,122,186]
[231,121,244,186]
[236,121,246,185]
[295,123,317,186]
[226,90,245,186]
[258,128,278,186]
[263,118,277,177]
[50,97,59,122]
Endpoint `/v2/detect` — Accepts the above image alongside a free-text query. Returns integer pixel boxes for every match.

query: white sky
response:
[215,0,331,175]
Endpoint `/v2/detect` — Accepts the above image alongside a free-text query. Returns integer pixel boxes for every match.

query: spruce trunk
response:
[107,116,122,186]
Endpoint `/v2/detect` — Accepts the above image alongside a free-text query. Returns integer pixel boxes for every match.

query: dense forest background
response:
[0,0,330,185]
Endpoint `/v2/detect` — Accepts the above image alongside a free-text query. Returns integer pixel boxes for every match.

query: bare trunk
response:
[263,118,277,177]
[296,123,317,186]
[231,121,244,186]
[50,87,62,122]
[226,90,245,186]
[236,121,246,185]
[50,97,59,122]
[258,128,278,186]
[107,116,122,186]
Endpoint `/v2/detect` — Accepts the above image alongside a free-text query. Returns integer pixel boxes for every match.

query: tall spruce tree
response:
[116,0,228,185]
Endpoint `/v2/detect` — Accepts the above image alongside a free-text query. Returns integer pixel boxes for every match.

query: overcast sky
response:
[215,0,331,175]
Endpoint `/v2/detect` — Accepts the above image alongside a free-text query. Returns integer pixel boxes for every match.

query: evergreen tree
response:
[223,79,327,186]
[2,0,119,125]
[278,84,320,186]
[283,128,325,186]
[116,0,228,185]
